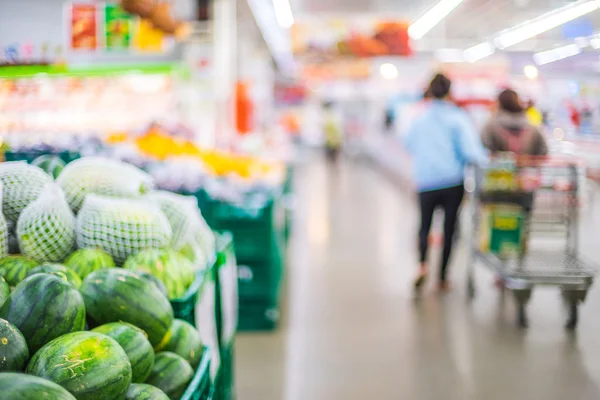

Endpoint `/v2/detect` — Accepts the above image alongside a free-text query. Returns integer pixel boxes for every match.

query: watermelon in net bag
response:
[147,191,213,268]
[0,162,53,223]
[57,157,155,213]
[76,195,172,264]
[17,183,76,262]
[0,183,9,259]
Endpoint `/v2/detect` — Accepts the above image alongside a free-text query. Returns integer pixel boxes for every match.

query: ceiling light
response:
[524,65,538,79]
[590,37,600,48]
[435,48,465,63]
[463,42,495,63]
[408,0,465,40]
[533,44,582,65]
[494,0,600,49]
[380,63,398,80]
[273,0,294,29]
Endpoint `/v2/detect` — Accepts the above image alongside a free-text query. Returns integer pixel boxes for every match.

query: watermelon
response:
[155,319,203,368]
[0,373,76,400]
[92,322,155,383]
[65,248,115,279]
[0,274,86,353]
[31,154,66,179]
[0,318,29,372]
[0,255,38,286]
[137,271,169,297]
[80,269,173,347]
[27,263,82,289]
[145,352,194,400]
[123,248,196,299]
[125,383,170,400]
[0,277,8,308]
[27,331,132,400]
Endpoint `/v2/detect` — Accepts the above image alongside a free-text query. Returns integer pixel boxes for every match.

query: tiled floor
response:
[236,156,600,400]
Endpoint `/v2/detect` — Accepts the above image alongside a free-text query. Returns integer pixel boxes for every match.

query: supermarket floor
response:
[236,156,600,400]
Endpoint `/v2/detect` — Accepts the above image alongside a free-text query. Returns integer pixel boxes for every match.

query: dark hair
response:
[427,73,451,99]
[498,89,524,113]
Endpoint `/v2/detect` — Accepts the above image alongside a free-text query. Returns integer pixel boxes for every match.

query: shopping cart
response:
[466,155,597,329]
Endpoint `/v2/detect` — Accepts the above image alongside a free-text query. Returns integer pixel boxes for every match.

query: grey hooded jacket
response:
[481,111,548,156]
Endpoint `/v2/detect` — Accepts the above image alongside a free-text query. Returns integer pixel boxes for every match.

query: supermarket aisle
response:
[236,156,600,400]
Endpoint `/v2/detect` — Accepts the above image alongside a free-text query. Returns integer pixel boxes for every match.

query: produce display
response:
[0,318,29,372]
[27,263,83,289]
[91,322,155,383]
[0,274,86,353]
[26,331,132,400]
[64,248,116,279]
[0,155,215,398]
[123,248,196,299]
[31,154,66,179]
[0,255,38,286]
[146,351,194,400]
[0,162,52,223]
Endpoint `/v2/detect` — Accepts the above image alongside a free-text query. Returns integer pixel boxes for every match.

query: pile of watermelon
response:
[0,156,217,397]
[0,268,204,399]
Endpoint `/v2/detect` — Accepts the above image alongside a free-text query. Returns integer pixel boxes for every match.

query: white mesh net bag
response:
[0,162,53,223]
[76,195,172,264]
[0,183,9,259]
[146,191,212,268]
[17,183,76,262]
[57,157,155,213]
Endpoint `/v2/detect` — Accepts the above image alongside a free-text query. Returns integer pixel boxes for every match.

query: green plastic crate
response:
[238,298,280,332]
[237,259,283,303]
[4,150,80,164]
[181,347,212,400]
[170,268,210,326]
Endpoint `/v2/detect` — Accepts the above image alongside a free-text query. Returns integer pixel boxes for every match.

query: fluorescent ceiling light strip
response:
[494,0,600,49]
[533,44,582,65]
[463,42,495,63]
[273,0,294,29]
[408,0,465,40]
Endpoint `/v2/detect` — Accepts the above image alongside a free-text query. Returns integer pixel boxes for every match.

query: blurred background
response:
[3,0,600,399]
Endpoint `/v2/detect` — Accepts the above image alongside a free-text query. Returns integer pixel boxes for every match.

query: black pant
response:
[418,184,465,282]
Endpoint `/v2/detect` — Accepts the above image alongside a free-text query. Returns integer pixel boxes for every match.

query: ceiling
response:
[292,0,600,51]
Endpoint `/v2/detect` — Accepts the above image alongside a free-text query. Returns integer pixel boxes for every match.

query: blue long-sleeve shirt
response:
[405,100,488,192]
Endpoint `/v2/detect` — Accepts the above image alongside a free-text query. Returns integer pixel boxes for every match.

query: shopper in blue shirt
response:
[405,73,487,292]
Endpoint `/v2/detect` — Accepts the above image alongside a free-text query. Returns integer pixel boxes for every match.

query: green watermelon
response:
[155,319,203,368]
[125,383,170,400]
[0,255,38,286]
[0,318,29,372]
[27,331,132,400]
[123,248,196,299]
[92,322,155,383]
[80,269,173,347]
[31,154,66,179]
[27,263,82,289]
[0,372,76,400]
[65,248,116,279]
[145,352,194,400]
[0,274,86,353]
[0,277,8,308]
[137,271,169,297]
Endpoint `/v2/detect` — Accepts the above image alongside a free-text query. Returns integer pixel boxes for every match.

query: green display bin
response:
[238,298,280,332]
[237,259,283,303]
[4,150,80,164]
[170,268,210,327]
[181,348,212,400]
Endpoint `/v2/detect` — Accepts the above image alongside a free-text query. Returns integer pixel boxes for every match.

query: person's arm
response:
[532,127,549,156]
[456,111,489,165]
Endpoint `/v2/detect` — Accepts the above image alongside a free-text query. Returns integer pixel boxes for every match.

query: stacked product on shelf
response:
[0,157,222,399]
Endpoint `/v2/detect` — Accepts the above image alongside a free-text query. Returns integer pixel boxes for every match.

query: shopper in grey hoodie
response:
[481,89,548,156]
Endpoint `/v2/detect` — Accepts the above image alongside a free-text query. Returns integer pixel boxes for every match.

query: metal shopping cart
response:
[467,155,597,329]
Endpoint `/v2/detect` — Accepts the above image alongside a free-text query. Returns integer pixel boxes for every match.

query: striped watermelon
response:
[137,271,169,297]
[31,154,66,179]
[0,373,76,400]
[145,352,194,400]
[125,383,170,400]
[92,322,155,383]
[0,255,38,286]
[27,263,82,289]
[80,269,173,347]
[0,274,86,353]
[27,331,132,400]
[123,248,195,299]
[0,318,29,372]
[155,319,203,368]
[64,248,115,279]
[0,277,8,308]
